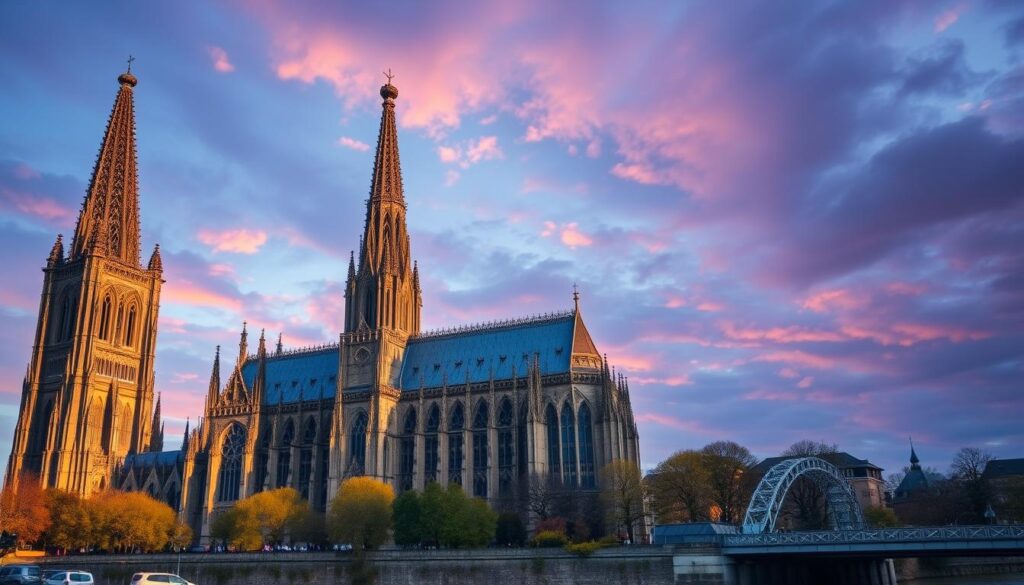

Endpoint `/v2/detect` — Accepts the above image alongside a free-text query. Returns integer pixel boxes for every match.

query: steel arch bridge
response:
[742,457,866,534]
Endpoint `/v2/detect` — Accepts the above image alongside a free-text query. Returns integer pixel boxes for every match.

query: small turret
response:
[206,345,221,410]
[237,321,248,365]
[149,393,163,452]
[47,234,64,267]
[276,332,283,356]
[147,243,163,272]
[181,418,190,451]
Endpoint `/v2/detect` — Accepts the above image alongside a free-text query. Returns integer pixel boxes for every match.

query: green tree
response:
[210,508,238,549]
[495,512,526,546]
[419,482,445,546]
[392,489,422,546]
[648,450,711,524]
[864,506,900,528]
[464,497,497,547]
[328,476,394,554]
[701,441,758,524]
[600,459,645,543]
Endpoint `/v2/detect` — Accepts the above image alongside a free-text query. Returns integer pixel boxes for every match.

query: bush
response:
[531,530,569,548]
[864,506,900,528]
[534,517,567,535]
[495,513,527,546]
[392,490,422,546]
[598,534,620,546]
[565,541,605,557]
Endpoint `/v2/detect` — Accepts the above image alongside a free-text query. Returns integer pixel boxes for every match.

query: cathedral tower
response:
[333,75,421,486]
[4,66,163,496]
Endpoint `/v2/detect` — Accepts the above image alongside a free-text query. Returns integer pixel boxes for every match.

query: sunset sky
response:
[1,1,1022,478]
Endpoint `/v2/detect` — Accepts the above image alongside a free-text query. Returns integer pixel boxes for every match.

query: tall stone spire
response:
[149,393,163,452]
[71,66,142,264]
[346,72,421,334]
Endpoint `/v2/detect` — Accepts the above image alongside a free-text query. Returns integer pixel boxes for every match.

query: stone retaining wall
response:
[39,547,677,585]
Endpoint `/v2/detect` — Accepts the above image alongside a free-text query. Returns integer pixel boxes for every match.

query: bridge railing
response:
[724,525,1024,547]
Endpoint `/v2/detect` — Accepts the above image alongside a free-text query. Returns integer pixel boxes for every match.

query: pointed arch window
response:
[299,417,317,499]
[98,295,112,340]
[424,404,440,484]
[349,411,368,475]
[546,404,560,480]
[399,408,416,492]
[497,398,514,497]
[55,295,72,342]
[115,303,125,345]
[578,402,596,488]
[448,402,464,485]
[277,419,295,487]
[561,402,578,488]
[218,424,246,502]
[472,402,489,498]
[124,305,137,347]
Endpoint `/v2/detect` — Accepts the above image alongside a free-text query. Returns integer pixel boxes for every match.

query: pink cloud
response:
[436,136,503,168]
[797,376,814,389]
[720,321,846,344]
[635,413,715,436]
[802,288,862,313]
[696,301,726,312]
[197,228,268,254]
[934,4,967,33]
[337,136,370,151]
[0,187,75,225]
[560,222,592,248]
[207,46,235,73]
[161,281,244,312]
[743,389,799,401]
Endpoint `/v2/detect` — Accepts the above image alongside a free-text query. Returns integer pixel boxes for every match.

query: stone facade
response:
[4,68,163,497]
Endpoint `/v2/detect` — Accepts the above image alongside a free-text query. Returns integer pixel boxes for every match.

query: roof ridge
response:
[412,309,574,340]
[245,341,340,363]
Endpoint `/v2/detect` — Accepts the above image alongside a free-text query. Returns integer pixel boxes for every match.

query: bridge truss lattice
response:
[742,456,866,534]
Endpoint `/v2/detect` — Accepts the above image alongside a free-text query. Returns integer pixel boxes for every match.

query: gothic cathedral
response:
[5,69,641,544]
[4,68,163,496]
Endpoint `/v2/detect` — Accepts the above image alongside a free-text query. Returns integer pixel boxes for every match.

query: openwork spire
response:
[370,70,404,205]
[347,72,421,334]
[71,65,142,264]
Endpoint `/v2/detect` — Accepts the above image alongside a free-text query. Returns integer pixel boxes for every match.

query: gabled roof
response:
[983,458,1024,479]
[400,312,576,389]
[753,452,882,474]
[241,346,338,405]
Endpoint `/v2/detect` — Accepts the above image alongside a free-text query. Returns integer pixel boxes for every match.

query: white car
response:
[44,572,94,585]
[130,574,195,585]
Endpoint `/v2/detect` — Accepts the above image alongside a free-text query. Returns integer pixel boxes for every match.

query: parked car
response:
[42,571,93,585]
[0,565,42,585]
[129,574,194,585]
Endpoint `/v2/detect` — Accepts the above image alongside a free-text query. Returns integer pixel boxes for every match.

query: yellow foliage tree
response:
[230,487,309,551]
[88,491,177,552]
[328,477,394,553]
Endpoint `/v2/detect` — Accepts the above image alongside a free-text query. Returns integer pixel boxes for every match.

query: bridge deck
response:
[722,525,1024,557]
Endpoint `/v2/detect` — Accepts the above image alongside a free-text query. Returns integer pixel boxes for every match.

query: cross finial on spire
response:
[384,68,395,84]
[126,54,136,73]
[573,282,580,311]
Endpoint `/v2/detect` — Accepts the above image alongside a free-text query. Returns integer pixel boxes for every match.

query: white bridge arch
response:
[742,456,865,534]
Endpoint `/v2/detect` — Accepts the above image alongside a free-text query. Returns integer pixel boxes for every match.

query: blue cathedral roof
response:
[123,450,183,468]
[241,347,339,405]
[238,311,589,405]
[400,312,576,389]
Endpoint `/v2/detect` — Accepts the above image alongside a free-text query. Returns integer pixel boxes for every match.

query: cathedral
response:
[5,67,641,544]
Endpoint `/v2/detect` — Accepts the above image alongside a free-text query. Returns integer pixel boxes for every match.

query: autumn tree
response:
[0,473,51,546]
[43,489,92,552]
[864,506,899,528]
[648,450,711,523]
[701,441,758,524]
[392,489,421,546]
[230,487,310,550]
[88,491,177,552]
[328,477,394,554]
[600,459,646,543]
